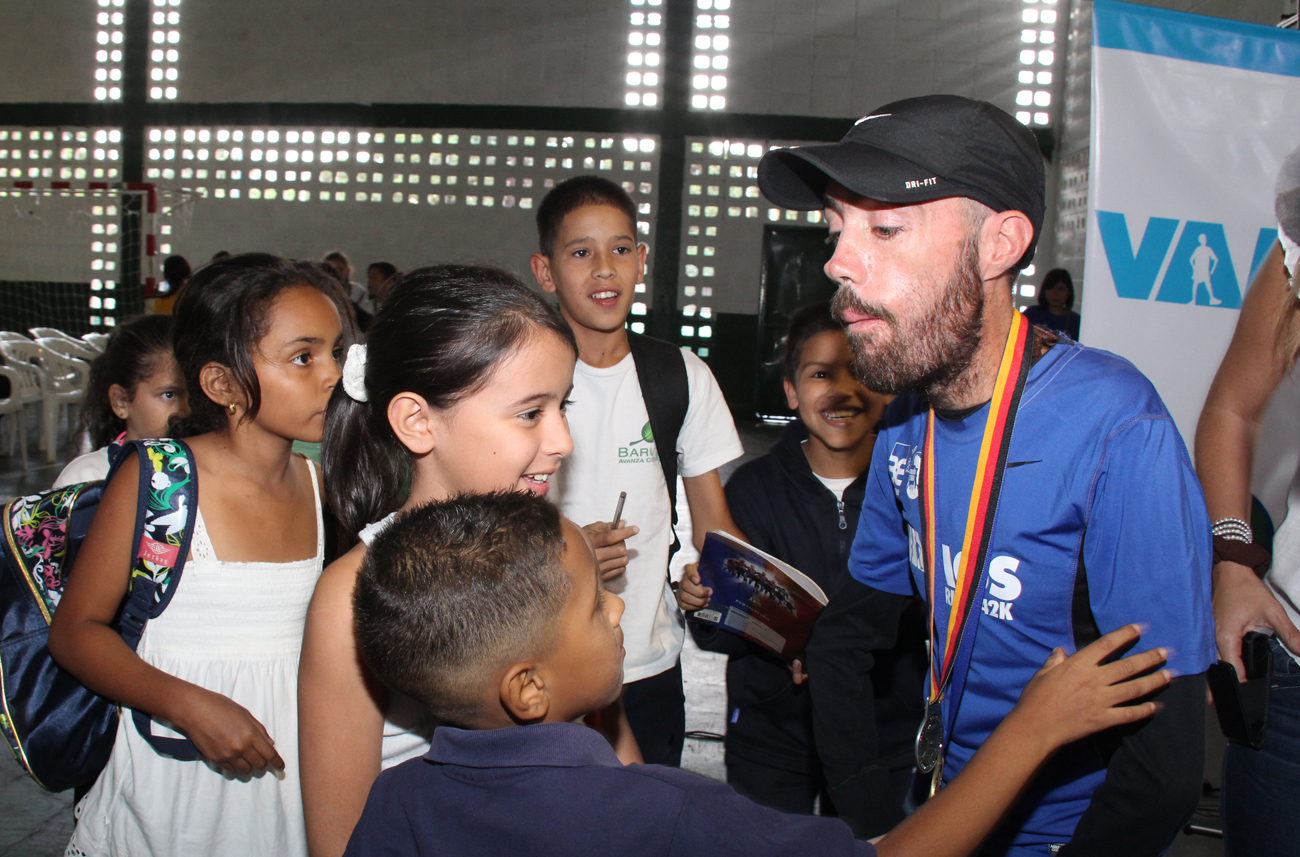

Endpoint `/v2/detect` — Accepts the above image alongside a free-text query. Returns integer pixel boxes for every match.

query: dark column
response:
[119,0,150,308]
[647,0,694,342]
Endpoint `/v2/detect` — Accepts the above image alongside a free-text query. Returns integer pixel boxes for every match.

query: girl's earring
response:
[228,402,237,415]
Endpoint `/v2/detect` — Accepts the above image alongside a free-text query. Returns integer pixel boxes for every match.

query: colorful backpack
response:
[0,438,198,791]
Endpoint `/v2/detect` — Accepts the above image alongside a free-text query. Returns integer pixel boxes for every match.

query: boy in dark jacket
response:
[679,302,927,837]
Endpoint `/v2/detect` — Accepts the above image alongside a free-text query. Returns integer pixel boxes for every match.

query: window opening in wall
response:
[148,0,183,100]
[677,137,765,343]
[94,0,126,101]
[625,0,665,107]
[1015,0,1057,126]
[139,127,660,289]
[0,127,122,182]
[691,0,731,110]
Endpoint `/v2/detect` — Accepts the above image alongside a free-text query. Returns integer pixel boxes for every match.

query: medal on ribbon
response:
[914,311,1034,797]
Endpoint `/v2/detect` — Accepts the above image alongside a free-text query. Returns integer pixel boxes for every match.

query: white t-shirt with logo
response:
[553,348,743,683]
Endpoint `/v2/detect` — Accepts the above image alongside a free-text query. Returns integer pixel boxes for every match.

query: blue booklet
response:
[689,531,828,658]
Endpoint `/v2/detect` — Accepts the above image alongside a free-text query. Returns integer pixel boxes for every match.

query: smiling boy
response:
[679,302,925,835]
[530,176,745,766]
[342,491,1175,857]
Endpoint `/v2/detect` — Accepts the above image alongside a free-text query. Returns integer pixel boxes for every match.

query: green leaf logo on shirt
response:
[620,422,658,463]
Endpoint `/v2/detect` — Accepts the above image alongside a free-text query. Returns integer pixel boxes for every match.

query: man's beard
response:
[831,238,985,399]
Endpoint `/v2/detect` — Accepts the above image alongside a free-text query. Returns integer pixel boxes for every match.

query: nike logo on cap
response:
[854,113,892,124]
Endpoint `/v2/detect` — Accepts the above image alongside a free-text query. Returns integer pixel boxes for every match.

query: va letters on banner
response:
[1096,212,1277,309]
[1081,1,1300,442]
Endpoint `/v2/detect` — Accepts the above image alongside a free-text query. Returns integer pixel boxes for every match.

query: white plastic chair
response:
[0,341,87,462]
[0,365,29,469]
[81,332,109,352]
[33,348,88,462]
[36,336,99,363]
[0,331,31,343]
[29,327,84,346]
[0,341,50,461]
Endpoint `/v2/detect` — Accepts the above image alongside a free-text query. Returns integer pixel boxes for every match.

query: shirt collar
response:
[426,722,622,769]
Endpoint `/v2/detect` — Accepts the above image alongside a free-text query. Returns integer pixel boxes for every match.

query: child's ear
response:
[198,362,241,414]
[500,662,549,723]
[530,253,557,294]
[387,392,436,455]
[783,378,799,411]
[108,383,132,420]
[636,243,648,282]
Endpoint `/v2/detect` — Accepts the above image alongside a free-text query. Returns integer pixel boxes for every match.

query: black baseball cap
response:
[758,95,1045,263]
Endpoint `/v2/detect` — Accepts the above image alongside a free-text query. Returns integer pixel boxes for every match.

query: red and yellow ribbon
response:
[922,311,1033,707]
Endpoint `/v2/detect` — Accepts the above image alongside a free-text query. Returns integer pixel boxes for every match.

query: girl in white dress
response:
[299,265,585,857]
[49,253,351,857]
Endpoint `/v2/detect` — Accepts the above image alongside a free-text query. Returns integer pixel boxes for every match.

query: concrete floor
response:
[0,416,1225,855]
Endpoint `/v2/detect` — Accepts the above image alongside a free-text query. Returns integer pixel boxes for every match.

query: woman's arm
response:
[299,548,388,857]
[1195,242,1300,674]
[48,451,283,775]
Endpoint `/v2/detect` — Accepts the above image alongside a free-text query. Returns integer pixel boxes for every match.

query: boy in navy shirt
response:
[343,492,1175,857]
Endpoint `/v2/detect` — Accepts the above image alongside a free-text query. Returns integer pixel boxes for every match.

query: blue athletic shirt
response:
[850,337,1215,852]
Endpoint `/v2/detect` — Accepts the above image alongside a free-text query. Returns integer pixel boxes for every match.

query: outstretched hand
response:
[1006,623,1170,754]
[583,520,639,581]
[874,624,1171,857]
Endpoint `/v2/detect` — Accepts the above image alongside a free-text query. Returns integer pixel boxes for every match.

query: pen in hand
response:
[612,491,627,527]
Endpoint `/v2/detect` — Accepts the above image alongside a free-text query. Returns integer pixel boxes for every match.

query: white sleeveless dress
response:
[67,460,324,857]
[357,512,439,768]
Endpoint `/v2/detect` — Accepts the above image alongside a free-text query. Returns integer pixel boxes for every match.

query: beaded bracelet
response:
[1212,517,1253,544]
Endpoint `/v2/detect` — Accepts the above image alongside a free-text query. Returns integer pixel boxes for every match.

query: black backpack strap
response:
[626,332,690,562]
[116,439,201,760]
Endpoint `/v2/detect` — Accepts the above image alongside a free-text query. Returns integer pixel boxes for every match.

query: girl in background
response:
[1022,268,1081,340]
[50,254,349,856]
[299,264,583,857]
[54,314,185,488]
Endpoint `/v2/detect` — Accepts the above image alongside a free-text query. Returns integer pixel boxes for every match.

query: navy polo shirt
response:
[344,721,876,857]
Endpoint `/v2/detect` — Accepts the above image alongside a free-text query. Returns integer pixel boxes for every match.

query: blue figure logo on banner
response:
[1096,210,1278,310]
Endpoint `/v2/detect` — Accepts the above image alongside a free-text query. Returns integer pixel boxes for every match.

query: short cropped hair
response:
[162,255,191,287]
[535,175,638,257]
[368,261,398,280]
[354,492,573,726]
[783,300,842,382]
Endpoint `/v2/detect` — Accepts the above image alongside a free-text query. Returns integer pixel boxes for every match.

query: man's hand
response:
[675,563,712,611]
[1004,624,1171,755]
[582,521,639,581]
[1213,560,1300,678]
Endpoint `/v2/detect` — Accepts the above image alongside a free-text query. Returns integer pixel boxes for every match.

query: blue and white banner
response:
[1082,1,1300,451]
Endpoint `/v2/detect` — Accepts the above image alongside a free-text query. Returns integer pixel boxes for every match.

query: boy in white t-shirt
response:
[531,176,746,766]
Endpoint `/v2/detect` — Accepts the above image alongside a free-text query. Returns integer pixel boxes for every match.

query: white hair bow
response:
[342,342,368,402]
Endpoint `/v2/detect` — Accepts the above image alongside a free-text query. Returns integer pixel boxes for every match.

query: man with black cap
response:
[758,95,1215,855]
